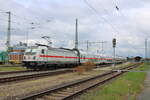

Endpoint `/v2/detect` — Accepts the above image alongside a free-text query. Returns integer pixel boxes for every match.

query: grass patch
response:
[80,63,150,100]
[112,62,136,70]
[0,66,26,71]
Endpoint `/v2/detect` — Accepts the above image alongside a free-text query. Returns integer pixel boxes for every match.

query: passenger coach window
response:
[41,49,45,54]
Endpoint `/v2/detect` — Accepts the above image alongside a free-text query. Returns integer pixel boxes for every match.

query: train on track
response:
[22,44,126,70]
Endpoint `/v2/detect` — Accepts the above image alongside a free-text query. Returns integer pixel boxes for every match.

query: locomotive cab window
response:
[32,49,37,53]
[25,49,31,53]
[41,49,45,54]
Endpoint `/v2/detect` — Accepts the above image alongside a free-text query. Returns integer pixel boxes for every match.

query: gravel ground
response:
[0,63,131,100]
[0,70,105,100]
[96,62,131,71]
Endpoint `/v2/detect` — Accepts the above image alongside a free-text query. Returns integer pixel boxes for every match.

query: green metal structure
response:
[0,51,8,64]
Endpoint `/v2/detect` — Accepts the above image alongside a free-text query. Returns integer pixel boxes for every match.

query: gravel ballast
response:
[0,63,131,100]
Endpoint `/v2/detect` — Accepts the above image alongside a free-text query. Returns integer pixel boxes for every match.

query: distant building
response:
[9,42,27,64]
[134,56,142,62]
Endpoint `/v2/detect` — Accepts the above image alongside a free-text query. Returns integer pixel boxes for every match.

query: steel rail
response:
[0,63,120,83]
[63,63,140,100]
[0,63,115,75]
[0,69,73,83]
[0,70,34,75]
[19,63,141,100]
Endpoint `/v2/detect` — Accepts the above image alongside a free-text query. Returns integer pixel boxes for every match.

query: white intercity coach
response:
[23,44,125,70]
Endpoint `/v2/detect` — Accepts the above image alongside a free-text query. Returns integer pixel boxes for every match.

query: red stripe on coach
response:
[39,55,113,60]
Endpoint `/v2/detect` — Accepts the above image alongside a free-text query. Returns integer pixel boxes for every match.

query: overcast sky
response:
[0,0,150,57]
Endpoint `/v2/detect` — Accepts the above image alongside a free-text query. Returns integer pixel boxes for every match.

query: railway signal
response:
[112,38,116,48]
[112,38,116,67]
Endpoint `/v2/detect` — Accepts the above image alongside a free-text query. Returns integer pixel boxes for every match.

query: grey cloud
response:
[0,0,150,57]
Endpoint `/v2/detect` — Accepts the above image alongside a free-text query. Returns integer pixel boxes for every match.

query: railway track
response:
[19,63,141,100]
[0,63,113,76]
[0,69,73,83]
[0,70,34,75]
[0,63,120,83]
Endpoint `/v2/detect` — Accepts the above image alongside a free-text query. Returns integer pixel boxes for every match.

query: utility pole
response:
[74,18,80,64]
[75,18,78,49]
[113,47,116,66]
[6,11,11,52]
[100,41,106,56]
[145,38,148,61]
[87,40,89,53]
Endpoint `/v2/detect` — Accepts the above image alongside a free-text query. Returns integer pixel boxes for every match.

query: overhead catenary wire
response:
[11,13,35,22]
[87,0,149,40]
[113,0,150,39]
[0,15,29,25]
[0,9,54,35]
[0,8,51,27]
[0,13,52,35]
[0,9,36,22]
[83,0,121,37]
[83,0,127,57]
[113,0,149,57]
[89,0,148,57]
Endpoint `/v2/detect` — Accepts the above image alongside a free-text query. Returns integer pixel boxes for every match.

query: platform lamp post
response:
[112,38,116,67]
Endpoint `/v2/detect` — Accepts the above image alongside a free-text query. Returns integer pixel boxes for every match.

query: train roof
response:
[48,47,76,53]
[26,45,76,53]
